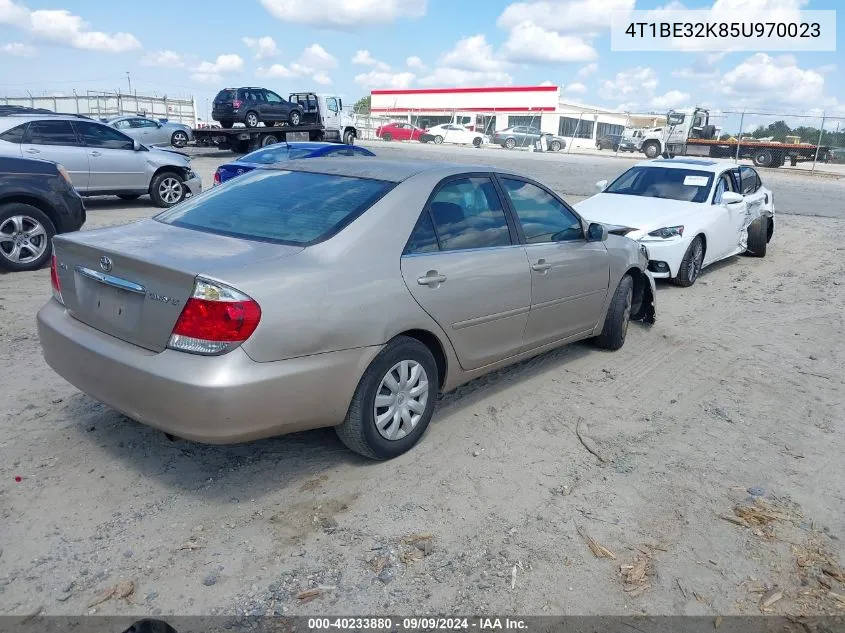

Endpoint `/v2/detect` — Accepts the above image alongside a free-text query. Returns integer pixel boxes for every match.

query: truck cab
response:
[637,107,715,158]
[288,92,358,144]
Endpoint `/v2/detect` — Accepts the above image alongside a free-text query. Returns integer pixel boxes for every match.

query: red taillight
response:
[213,169,221,186]
[50,254,63,304]
[232,99,242,109]
[168,279,260,355]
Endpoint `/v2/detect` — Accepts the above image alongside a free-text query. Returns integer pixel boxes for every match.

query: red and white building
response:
[370,85,661,149]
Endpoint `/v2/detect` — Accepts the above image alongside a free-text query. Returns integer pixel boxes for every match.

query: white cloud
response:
[500,22,597,63]
[0,0,32,28]
[191,53,244,84]
[1,41,35,56]
[577,63,598,79]
[259,0,426,29]
[406,55,426,70]
[354,70,416,89]
[257,63,294,78]
[498,0,634,34]
[419,67,512,87]
[19,8,140,52]
[352,49,390,71]
[258,44,337,85]
[563,82,587,94]
[650,90,691,109]
[242,36,278,59]
[719,52,824,105]
[539,80,554,86]
[439,34,507,72]
[599,66,658,101]
[141,49,185,68]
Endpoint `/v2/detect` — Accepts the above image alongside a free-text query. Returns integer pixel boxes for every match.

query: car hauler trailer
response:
[638,108,832,168]
[192,92,359,154]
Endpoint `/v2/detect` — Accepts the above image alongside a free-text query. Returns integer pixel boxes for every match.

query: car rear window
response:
[215,90,236,101]
[155,170,395,246]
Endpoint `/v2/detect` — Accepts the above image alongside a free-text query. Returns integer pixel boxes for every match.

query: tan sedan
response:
[38,158,656,459]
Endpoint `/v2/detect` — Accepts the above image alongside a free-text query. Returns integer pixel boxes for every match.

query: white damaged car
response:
[576,158,775,287]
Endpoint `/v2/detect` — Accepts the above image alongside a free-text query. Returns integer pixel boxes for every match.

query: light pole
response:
[126,71,132,94]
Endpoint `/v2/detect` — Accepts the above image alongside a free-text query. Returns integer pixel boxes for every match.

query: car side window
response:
[24,120,78,146]
[712,171,736,204]
[75,121,134,150]
[326,98,339,113]
[424,177,512,252]
[740,166,760,195]
[112,119,131,130]
[265,91,283,103]
[404,211,440,254]
[0,123,28,143]
[137,119,159,128]
[500,178,584,243]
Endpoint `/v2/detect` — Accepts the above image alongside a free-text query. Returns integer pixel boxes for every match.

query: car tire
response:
[343,129,356,145]
[472,137,482,148]
[335,336,439,460]
[594,274,633,351]
[170,131,189,148]
[643,141,661,159]
[504,138,516,149]
[745,216,768,257]
[220,120,233,129]
[244,111,259,128]
[549,140,562,152]
[433,135,444,145]
[288,110,302,126]
[117,194,141,201]
[149,171,186,208]
[260,135,278,148]
[752,149,774,168]
[0,203,56,272]
[382,132,393,142]
[672,236,705,287]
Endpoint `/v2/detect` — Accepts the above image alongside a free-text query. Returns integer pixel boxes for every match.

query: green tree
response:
[353,95,371,114]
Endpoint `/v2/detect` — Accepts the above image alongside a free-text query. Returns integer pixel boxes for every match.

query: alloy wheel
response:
[0,215,47,264]
[158,177,184,205]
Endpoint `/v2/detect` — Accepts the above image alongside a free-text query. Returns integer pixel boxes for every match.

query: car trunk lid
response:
[52,219,302,352]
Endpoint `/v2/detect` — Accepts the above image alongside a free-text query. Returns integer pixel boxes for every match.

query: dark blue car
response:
[213,142,375,185]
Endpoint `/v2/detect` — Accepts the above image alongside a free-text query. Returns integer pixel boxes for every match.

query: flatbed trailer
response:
[668,137,832,168]
[192,124,330,154]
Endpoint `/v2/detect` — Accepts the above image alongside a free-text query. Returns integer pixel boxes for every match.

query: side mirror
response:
[133,140,142,151]
[596,179,608,191]
[586,222,608,242]
[721,191,743,205]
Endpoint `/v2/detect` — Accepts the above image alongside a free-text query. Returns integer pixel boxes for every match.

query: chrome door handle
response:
[417,271,447,286]
[90,151,102,157]
[532,259,551,272]
[25,148,40,154]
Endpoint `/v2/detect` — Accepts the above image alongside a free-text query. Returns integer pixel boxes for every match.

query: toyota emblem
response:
[99,256,113,272]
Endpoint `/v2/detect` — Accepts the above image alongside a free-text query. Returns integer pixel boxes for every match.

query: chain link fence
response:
[352,105,845,174]
[0,91,197,126]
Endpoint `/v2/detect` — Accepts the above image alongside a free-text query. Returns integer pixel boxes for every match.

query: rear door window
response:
[425,177,512,252]
[155,170,395,246]
[24,120,79,146]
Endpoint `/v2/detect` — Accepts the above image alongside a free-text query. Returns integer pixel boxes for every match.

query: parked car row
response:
[376,122,567,152]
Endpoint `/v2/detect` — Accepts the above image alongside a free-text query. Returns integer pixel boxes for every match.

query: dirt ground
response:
[1,143,844,619]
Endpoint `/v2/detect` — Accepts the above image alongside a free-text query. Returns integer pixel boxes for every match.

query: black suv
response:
[0,156,86,272]
[212,87,304,129]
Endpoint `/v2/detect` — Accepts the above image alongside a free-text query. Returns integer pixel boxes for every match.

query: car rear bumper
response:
[37,299,383,443]
[57,190,86,233]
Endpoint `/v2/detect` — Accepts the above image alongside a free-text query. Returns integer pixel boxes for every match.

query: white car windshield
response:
[604,166,714,203]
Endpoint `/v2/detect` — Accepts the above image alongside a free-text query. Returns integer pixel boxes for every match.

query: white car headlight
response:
[645,226,684,239]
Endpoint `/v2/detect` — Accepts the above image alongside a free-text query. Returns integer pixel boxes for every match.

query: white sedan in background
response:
[576,158,775,287]
[420,124,489,147]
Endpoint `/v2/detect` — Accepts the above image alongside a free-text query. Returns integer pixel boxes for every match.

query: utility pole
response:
[126,71,132,94]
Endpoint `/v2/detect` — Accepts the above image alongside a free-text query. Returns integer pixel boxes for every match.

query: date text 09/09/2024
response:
[624,21,821,39]
[308,617,528,630]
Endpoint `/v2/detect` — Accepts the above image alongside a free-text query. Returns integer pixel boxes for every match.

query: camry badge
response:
[99,256,113,272]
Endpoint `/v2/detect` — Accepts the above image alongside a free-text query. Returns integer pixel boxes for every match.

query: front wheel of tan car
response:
[594,274,633,351]
[336,336,439,460]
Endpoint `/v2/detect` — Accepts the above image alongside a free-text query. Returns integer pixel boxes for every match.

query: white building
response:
[370,85,660,149]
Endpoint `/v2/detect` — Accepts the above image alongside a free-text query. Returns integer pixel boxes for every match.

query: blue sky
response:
[0,0,842,128]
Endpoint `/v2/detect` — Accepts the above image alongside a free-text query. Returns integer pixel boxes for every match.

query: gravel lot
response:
[1,142,844,619]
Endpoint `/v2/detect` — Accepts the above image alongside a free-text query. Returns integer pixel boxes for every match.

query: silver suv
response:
[0,114,201,207]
